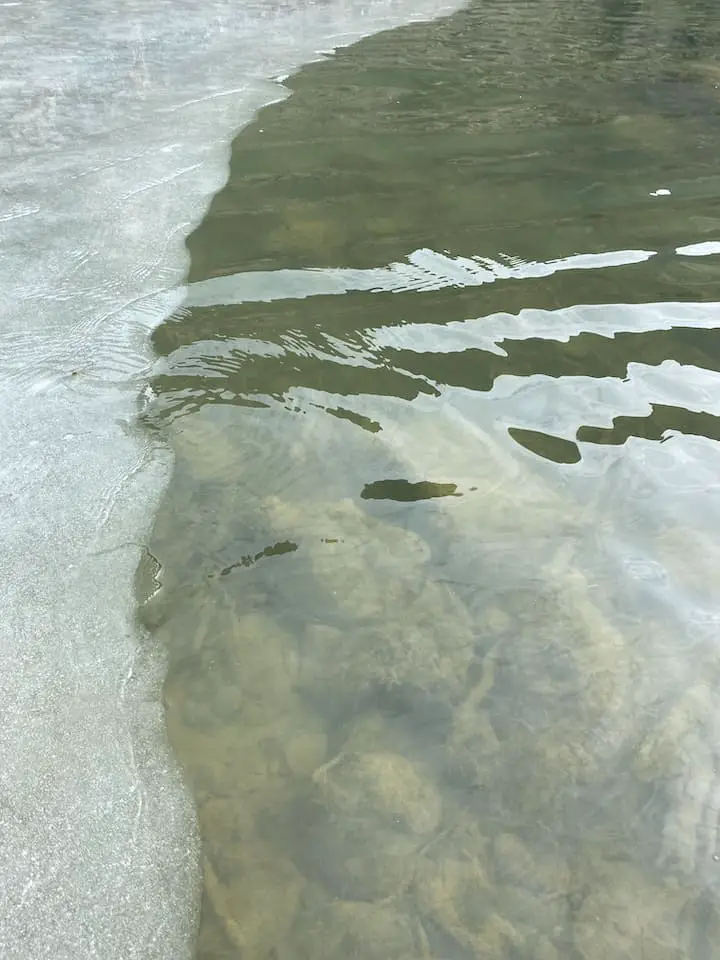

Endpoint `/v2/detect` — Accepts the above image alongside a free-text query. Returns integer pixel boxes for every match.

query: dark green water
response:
[140,1,720,956]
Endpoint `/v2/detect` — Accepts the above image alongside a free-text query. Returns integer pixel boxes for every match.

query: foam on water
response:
[0,1,465,957]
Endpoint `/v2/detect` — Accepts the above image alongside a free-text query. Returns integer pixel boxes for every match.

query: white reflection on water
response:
[185,245,658,306]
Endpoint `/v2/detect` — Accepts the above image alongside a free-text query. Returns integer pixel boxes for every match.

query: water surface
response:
[141,2,720,956]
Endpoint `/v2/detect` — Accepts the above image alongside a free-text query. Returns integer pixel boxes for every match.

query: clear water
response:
[139,1,720,957]
[0,2,465,958]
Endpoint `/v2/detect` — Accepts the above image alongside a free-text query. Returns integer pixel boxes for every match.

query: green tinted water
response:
[139,1,720,956]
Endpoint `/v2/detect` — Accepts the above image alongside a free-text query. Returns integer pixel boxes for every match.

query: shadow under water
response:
[139,0,720,956]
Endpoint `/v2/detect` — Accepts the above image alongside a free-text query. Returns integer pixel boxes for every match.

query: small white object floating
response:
[650,187,672,197]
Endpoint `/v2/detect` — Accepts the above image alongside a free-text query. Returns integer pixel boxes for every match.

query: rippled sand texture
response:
[141,0,720,957]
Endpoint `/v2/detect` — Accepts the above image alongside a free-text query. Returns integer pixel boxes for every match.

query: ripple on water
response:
[142,1,720,957]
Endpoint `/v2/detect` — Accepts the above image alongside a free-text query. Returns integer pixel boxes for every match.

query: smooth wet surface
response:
[140,1,720,956]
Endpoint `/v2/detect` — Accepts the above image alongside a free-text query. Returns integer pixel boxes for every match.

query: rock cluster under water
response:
[146,421,720,960]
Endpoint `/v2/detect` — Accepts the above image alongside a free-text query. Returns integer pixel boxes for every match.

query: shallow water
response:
[141,1,720,957]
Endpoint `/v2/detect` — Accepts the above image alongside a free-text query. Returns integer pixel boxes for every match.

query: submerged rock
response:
[572,860,707,960]
[313,750,442,836]
[162,585,300,732]
[490,833,571,942]
[446,549,639,839]
[412,825,573,959]
[415,853,523,959]
[265,496,476,711]
[632,680,720,884]
[299,580,474,720]
[492,833,570,895]
[290,749,441,901]
[294,897,431,960]
[203,835,306,959]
